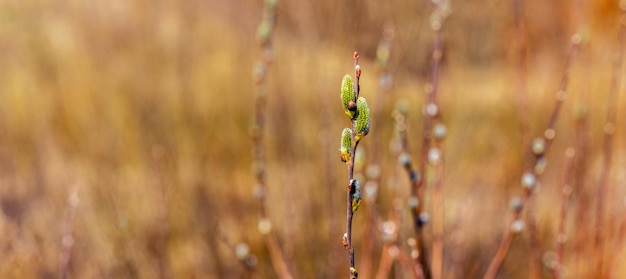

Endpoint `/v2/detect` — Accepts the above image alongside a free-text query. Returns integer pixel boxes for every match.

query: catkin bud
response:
[339,128,352,163]
[341,75,356,118]
[350,267,358,278]
[351,179,362,212]
[355,97,371,141]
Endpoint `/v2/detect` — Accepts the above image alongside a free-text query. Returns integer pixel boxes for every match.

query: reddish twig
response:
[397,112,430,279]
[216,226,259,278]
[361,23,394,279]
[59,185,80,279]
[343,52,363,279]
[552,148,576,279]
[483,35,580,279]
[608,213,626,278]
[570,0,591,275]
[593,5,626,277]
[393,103,429,279]
[512,2,541,276]
[251,1,293,278]
[374,198,416,279]
[513,0,531,162]
[425,3,449,279]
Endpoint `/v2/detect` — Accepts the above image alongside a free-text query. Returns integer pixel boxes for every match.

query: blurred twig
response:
[396,106,429,279]
[151,146,172,279]
[425,2,449,279]
[512,1,540,276]
[59,185,80,279]
[571,0,591,275]
[513,0,531,161]
[552,148,575,279]
[393,103,428,279]
[360,22,394,279]
[250,1,293,278]
[216,226,259,278]
[344,52,363,279]
[374,198,417,279]
[593,3,626,277]
[483,34,580,279]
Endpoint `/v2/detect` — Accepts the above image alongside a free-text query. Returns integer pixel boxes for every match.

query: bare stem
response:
[251,1,292,278]
[483,36,580,279]
[59,185,80,279]
[553,148,575,279]
[513,0,531,155]
[571,0,591,275]
[374,198,412,279]
[427,3,447,279]
[216,226,259,277]
[512,1,540,276]
[345,52,362,279]
[593,6,626,277]
[361,24,394,279]
[395,106,430,279]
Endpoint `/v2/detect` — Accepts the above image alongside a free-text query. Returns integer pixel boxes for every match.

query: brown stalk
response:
[344,52,362,279]
[593,6,626,277]
[374,198,415,279]
[513,0,531,161]
[404,111,432,279]
[394,104,429,279]
[483,36,580,279]
[375,245,395,279]
[512,1,540,277]
[430,135,444,279]
[552,148,575,279]
[251,1,292,278]
[59,185,80,279]
[215,226,259,278]
[408,1,450,278]
[608,214,626,278]
[570,0,591,275]
[425,3,448,279]
[360,24,395,279]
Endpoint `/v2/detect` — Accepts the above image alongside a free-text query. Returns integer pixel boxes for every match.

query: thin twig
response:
[410,2,450,278]
[426,2,449,279]
[216,226,259,278]
[251,1,292,278]
[552,148,575,279]
[608,213,626,278]
[361,23,394,279]
[374,198,412,279]
[593,5,626,277]
[483,35,581,279]
[393,104,428,279]
[512,2,540,275]
[513,0,531,155]
[59,185,80,279]
[344,52,362,279]
[399,108,431,279]
[571,0,591,275]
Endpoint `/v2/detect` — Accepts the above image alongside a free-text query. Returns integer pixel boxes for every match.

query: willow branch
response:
[59,186,80,279]
[593,5,626,277]
[552,148,575,279]
[251,1,292,278]
[483,35,580,279]
[360,23,395,279]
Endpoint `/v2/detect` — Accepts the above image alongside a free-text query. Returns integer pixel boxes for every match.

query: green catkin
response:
[340,128,353,163]
[355,97,371,141]
[341,74,356,118]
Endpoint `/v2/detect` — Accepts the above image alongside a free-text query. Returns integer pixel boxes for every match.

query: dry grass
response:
[0,0,625,278]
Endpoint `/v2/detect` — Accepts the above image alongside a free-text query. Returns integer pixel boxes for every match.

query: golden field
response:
[0,0,625,278]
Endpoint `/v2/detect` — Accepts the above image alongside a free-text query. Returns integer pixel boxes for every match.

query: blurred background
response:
[0,0,625,278]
